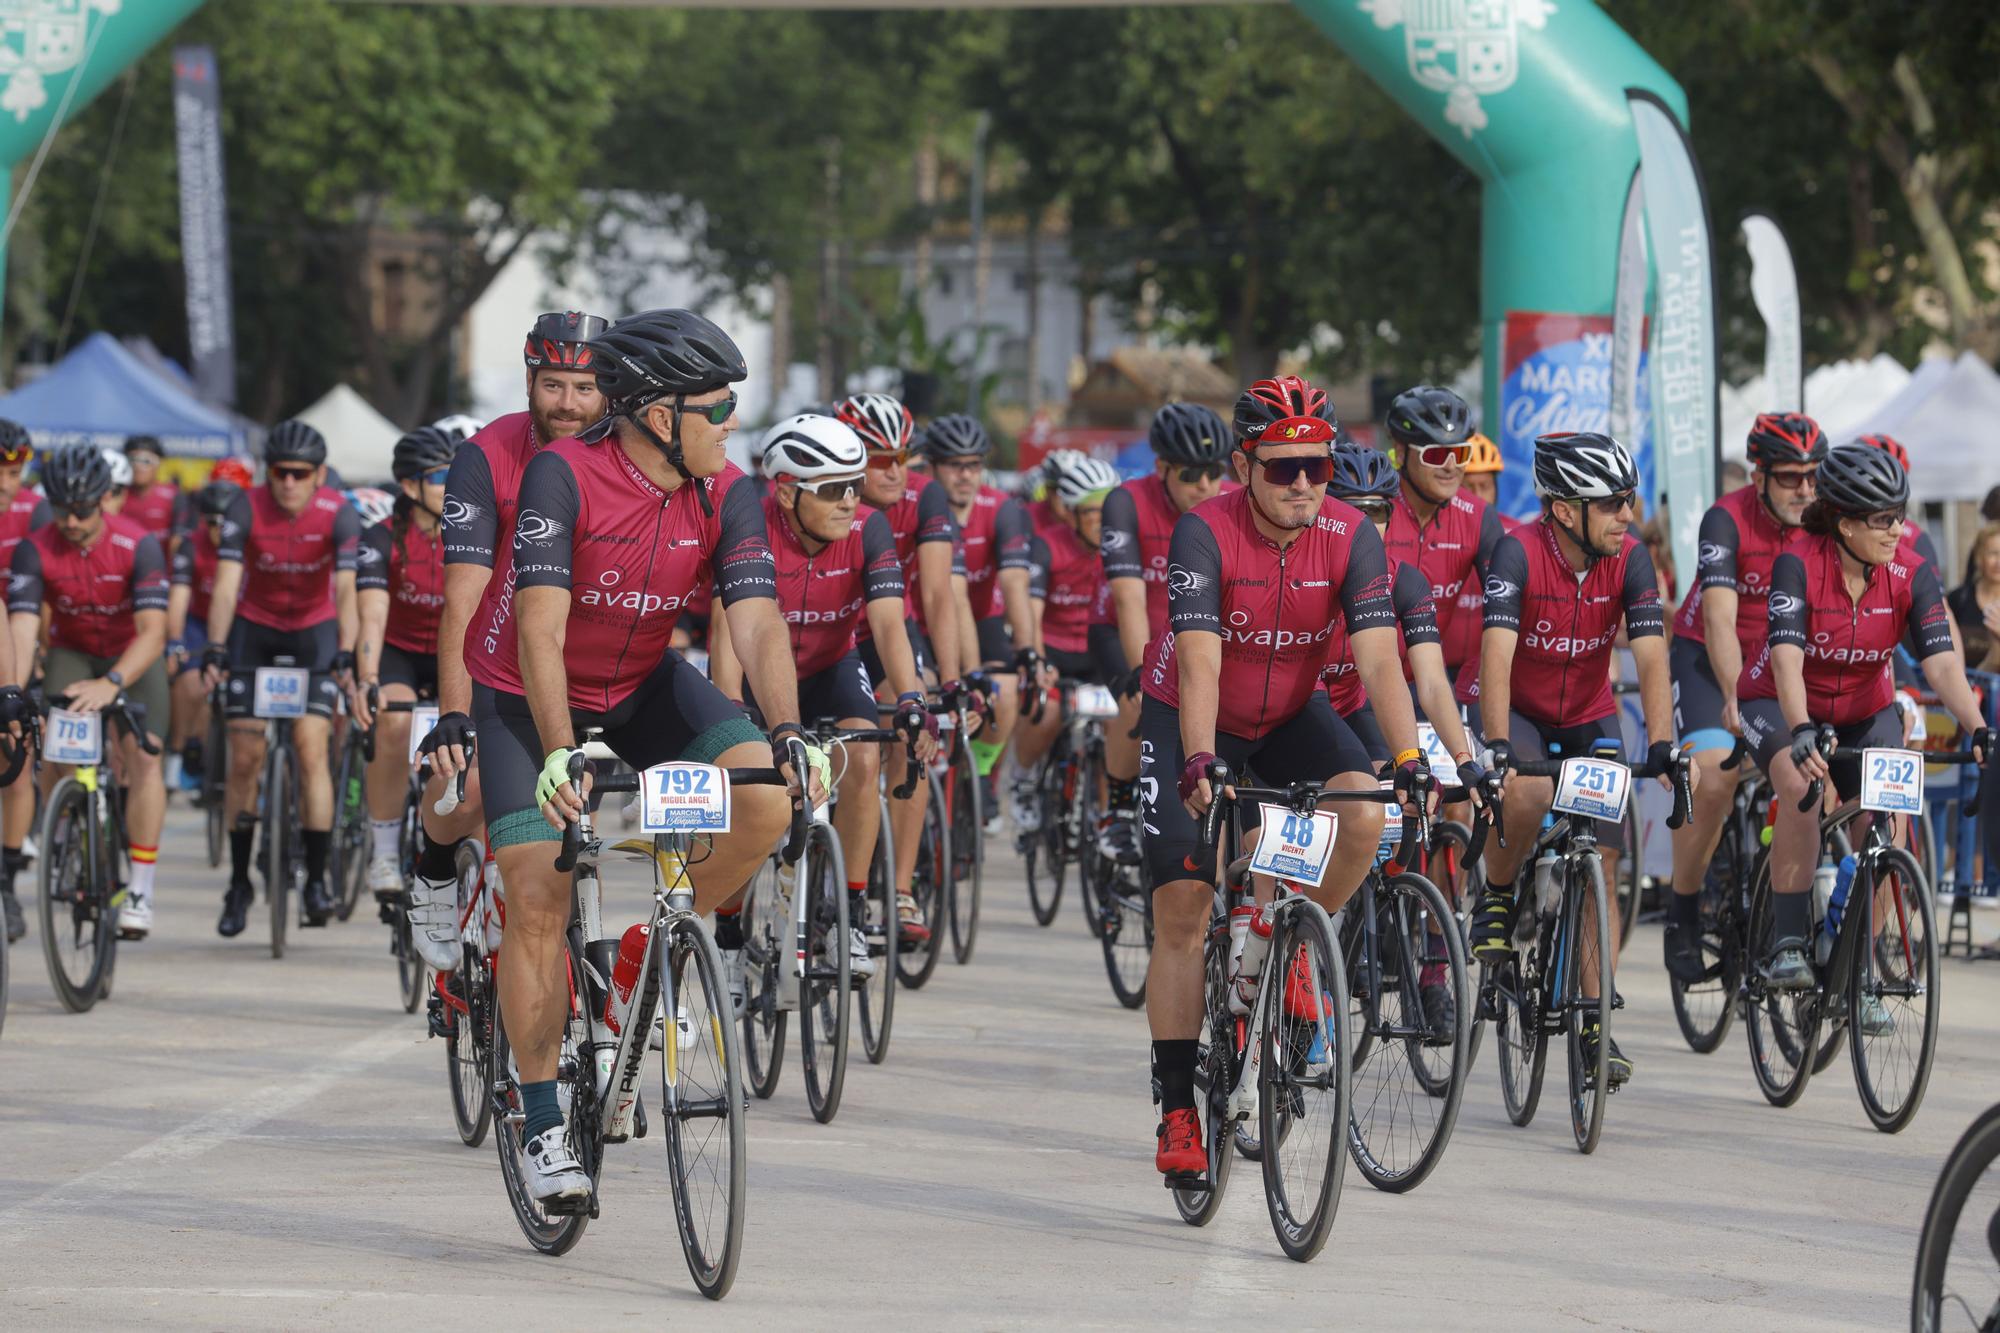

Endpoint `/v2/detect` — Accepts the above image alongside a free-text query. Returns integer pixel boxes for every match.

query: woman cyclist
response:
[1737,444,1992,1005]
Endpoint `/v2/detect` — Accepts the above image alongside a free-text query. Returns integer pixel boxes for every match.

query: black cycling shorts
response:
[1505,710,1627,854]
[976,615,1013,667]
[475,649,762,849]
[377,642,438,697]
[1137,691,1376,890]
[858,622,933,691]
[1670,635,1734,755]
[751,651,878,730]
[1343,700,1390,765]
[223,618,342,720]
[1740,699,1901,803]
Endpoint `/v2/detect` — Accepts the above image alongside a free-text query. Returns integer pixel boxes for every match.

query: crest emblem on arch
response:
[1360,0,1555,137]
[0,0,122,122]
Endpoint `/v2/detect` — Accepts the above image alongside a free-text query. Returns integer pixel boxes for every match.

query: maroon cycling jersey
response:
[1100,475,1182,639]
[467,443,777,714]
[443,411,546,663]
[1383,489,1503,678]
[952,485,1033,621]
[766,493,904,676]
[1672,485,1807,647]
[1321,560,1439,714]
[0,489,51,570]
[1738,534,1954,726]
[216,484,360,631]
[123,481,190,547]
[857,471,955,642]
[1142,488,1395,741]
[1037,515,1106,655]
[357,518,447,656]
[1482,519,1664,728]
[9,516,169,658]
[170,523,222,624]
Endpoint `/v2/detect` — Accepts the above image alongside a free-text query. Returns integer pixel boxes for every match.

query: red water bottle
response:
[603,923,651,1034]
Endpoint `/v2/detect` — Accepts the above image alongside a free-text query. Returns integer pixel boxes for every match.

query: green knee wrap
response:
[969,737,1003,777]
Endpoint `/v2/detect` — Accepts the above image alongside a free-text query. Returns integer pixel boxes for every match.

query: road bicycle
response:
[493,738,806,1300]
[1668,739,1766,1054]
[201,682,227,868]
[328,690,375,923]
[0,715,28,1037]
[238,660,315,959]
[423,763,500,1149]
[369,696,440,1014]
[1020,677,1111,929]
[1912,1100,2000,1332]
[939,686,985,965]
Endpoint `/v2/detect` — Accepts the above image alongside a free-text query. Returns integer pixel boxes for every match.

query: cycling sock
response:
[1668,889,1700,931]
[1772,890,1811,942]
[969,737,1003,777]
[129,844,158,899]
[1152,1038,1199,1115]
[416,832,457,881]
[229,828,254,882]
[713,909,744,950]
[371,819,401,862]
[2,845,25,886]
[1107,776,1137,810]
[303,829,331,884]
[520,1080,564,1144]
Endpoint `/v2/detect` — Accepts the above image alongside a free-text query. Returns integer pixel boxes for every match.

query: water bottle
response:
[1229,904,1274,1016]
[1823,855,1857,948]
[1532,848,1561,917]
[1811,859,1838,965]
[581,935,621,1092]
[603,922,651,1035]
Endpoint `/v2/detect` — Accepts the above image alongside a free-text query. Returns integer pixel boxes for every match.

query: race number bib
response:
[253,667,310,719]
[1417,723,1460,791]
[1860,748,1924,815]
[407,704,439,765]
[45,708,102,766]
[1551,755,1631,823]
[1074,683,1119,719]
[640,763,731,833]
[1249,804,1336,885]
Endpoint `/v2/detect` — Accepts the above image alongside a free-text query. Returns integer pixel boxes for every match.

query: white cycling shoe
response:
[522,1127,591,1208]
[116,888,153,940]
[366,856,403,901]
[846,926,876,980]
[407,873,463,972]
[720,947,747,1019]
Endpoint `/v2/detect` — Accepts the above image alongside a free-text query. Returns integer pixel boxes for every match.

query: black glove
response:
[893,691,938,745]
[1392,753,1433,805]
[1456,758,1489,793]
[1971,726,1994,766]
[0,684,25,727]
[1645,739,1678,777]
[1112,666,1143,701]
[203,643,229,673]
[964,669,994,699]
[1788,723,1822,772]
[418,711,477,759]
[331,649,356,677]
[1012,646,1041,674]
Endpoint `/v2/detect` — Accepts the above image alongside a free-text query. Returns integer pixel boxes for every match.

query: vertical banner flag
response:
[1626,89,1719,584]
[173,45,237,408]
[1609,168,1648,448]
[1741,211,1803,413]
[1496,312,1651,524]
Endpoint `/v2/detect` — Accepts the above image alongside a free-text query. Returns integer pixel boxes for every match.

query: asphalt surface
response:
[2,799,1994,1329]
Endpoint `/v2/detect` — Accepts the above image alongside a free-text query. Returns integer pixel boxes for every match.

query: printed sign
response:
[1551,755,1631,823]
[45,707,102,766]
[407,704,438,765]
[1249,804,1337,886]
[1074,683,1119,720]
[640,762,731,833]
[253,667,309,719]
[1859,748,1923,816]
[1497,311,1654,526]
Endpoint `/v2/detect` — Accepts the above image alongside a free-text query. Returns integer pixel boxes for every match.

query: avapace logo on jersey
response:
[576,567,690,618]
[786,596,864,627]
[1523,623,1618,657]
[1768,589,1804,619]
[1224,621,1336,653]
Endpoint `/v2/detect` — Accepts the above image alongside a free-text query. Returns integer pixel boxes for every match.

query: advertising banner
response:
[1742,211,1802,413]
[1495,311,1651,525]
[173,44,237,407]
[1609,168,1648,447]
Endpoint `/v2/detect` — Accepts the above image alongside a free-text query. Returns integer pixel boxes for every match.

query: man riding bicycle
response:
[203,421,360,935]
[0,418,47,942]
[166,469,246,793]
[121,435,192,554]
[1141,374,1424,1181]
[464,308,811,1208]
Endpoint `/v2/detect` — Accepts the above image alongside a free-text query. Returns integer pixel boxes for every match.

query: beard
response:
[532,404,590,443]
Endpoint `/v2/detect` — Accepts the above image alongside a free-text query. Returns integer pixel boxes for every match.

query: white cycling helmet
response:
[1054,455,1119,508]
[346,485,397,527]
[431,414,484,440]
[101,446,133,489]
[760,413,867,484]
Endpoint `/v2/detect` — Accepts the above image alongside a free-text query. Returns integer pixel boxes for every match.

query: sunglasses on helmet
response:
[0,443,31,466]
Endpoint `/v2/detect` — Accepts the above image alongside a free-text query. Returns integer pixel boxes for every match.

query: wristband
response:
[1393,747,1424,767]
[769,720,805,749]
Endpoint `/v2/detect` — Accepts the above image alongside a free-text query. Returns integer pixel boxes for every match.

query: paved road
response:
[1,800,1991,1329]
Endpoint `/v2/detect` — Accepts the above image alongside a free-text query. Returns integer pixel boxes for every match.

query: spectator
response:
[1952,522,2000,673]
[1721,457,1749,492]
[1981,483,2000,524]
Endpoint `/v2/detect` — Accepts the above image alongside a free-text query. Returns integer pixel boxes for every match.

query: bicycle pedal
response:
[540,1190,592,1217]
[1163,1172,1210,1194]
[633,1095,649,1140]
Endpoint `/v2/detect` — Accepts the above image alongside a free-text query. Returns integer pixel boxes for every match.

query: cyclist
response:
[1661,412,1823,980]
[465,309,809,1207]
[0,420,48,942]
[166,469,248,792]
[203,420,360,936]
[8,445,171,937]
[1102,404,1232,855]
[1737,445,1991,1001]
[1466,431,1680,1088]
[1856,435,1943,570]
[708,412,939,965]
[351,425,460,908]
[1458,432,1507,513]
[121,435,192,552]
[840,393,964,939]
[1143,375,1423,1181]
[99,448,132,517]
[423,311,609,972]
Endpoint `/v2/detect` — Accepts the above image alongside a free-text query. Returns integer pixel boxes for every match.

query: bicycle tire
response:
[1174,925,1236,1227]
[265,744,292,960]
[947,745,982,964]
[37,778,112,1013]
[741,858,787,1100]
[660,914,748,1300]
[1077,739,1108,944]
[1098,863,1152,1010]
[491,968,591,1257]
[1259,897,1349,1262]
[1492,953,1547,1128]
[1565,855,1614,1155]
[798,823,851,1124]
[896,773,949,989]
[1910,1100,2000,1333]
[1024,757,1066,927]
[448,944,495,1148]
[1429,820,1484,1064]
[1617,802,1641,947]
[0,906,8,1040]
[858,793,897,1064]
[1670,830,1748,1055]
[331,732,369,923]
[203,705,227,868]
[1742,857,1819,1108]
[1850,846,1940,1134]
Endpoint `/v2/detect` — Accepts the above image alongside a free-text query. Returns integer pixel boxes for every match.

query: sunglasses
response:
[865,451,908,470]
[676,393,738,426]
[1177,462,1226,484]
[800,479,860,503]
[1414,444,1472,468]
[270,465,316,482]
[1853,507,1907,532]
[1349,498,1393,521]
[1585,490,1637,515]
[53,500,100,520]
[422,466,451,486]
[1254,454,1335,488]
[1765,469,1817,491]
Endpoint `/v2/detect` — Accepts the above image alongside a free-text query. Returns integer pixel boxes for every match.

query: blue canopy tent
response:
[0,333,246,460]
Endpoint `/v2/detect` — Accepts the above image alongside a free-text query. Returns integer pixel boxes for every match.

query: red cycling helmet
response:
[1856,432,1911,473]
[524,310,609,373]
[1745,411,1828,468]
[209,456,255,488]
[1234,375,1334,446]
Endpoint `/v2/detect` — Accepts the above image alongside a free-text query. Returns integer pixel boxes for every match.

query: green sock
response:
[969,738,1003,777]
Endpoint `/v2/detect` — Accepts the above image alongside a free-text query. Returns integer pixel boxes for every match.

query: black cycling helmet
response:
[1533,431,1639,500]
[1745,411,1829,469]
[390,425,461,482]
[523,311,609,372]
[1385,385,1472,449]
[1149,402,1231,466]
[1816,443,1908,513]
[40,443,114,510]
[922,414,991,459]
[583,308,747,423]
[123,433,165,459]
[1328,442,1402,501]
[264,419,328,466]
[0,417,31,461]
[196,479,241,518]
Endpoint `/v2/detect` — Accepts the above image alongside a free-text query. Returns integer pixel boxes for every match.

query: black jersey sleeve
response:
[1907,560,1956,660]
[1165,512,1225,634]
[1474,502,1504,575]
[442,445,500,568]
[1028,534,1050,601]
[331,500,361,573]
[1482,534,1529,632]
[511,450,580,592]
[995,498,1034,572]
[354,523,392,593]
[1100,485,1144,583]
[1767,552,1809,650]
[914,482,956,546]
[1393,561,1441,646]
[28,497,51,529]
[215,491,253,563]
[131,534,170,614]
[6,538,41,616]
[169,540,194,589]
[713,474,779,607]
[1340,520,1398,633]
[170,491,195,543]
[1621,540,1666,638]
[1693,504,1743,593]
[860,508,906,602]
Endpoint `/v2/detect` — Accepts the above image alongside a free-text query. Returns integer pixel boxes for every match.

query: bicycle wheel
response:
[1174,921,1236,1227]
[1851,846,1940,1134]
[659,915,747,1300]
[1617,802,1641,947]
[331,733,369,923]
[1491,953,1548,1128]
[1098,861,1152,1010]
[1911,1101,2000,1333]
[203,706,226,868]
[896,773,949,989]
[1259,898,1349,1262]
[739,858,787,1100]
[448,944,495,1147]
[1024,757,1066,927]
[1348,872,1468,1193]
[858,794,897,1064]
[265,745,294,960]
[0,906,8,1040]
[947,745,983,964]
[491,959,592,1256]
[1565,854,1614,1154]
[1670,834,1747,1055]
[1742,860,1820,1109]
[797,823,851,1124]
[38,778,113,1013]
[1429,820,1484,1063]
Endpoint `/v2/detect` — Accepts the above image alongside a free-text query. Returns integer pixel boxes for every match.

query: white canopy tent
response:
[1719,354,1913,462]
[1841,352,2000,503]
[294,384,401,485]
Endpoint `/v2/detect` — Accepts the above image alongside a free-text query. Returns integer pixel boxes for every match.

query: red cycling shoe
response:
[1155,1107,1207,1177]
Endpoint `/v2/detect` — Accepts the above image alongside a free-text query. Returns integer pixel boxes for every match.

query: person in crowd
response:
[1722,458,1750,492]
[1952,523,2000,674]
